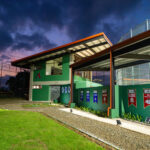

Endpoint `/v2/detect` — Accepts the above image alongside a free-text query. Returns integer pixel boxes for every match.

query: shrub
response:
[76,106,108,118]
[122,112,143,122]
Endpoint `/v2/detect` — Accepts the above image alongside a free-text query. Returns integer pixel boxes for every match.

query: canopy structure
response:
[12,32,112,68]
[70,30,150,116]
[71,31,150,71]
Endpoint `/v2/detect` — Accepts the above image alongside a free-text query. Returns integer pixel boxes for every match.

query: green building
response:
[12,32,111,104]
[12,24,150,121]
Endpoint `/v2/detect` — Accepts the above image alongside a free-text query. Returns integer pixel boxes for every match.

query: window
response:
[46,57,62,75]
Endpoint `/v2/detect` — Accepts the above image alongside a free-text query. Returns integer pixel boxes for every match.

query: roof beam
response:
[16,42,108,67]
[115,60,150,69]
[27,42,108,64]
[84,43,96,54]
[119,54,150,60]
[113,37,150,58]
[76,67,109,71]
[67,42,108,54]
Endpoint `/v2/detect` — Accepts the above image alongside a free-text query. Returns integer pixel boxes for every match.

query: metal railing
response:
[118,19,150,43]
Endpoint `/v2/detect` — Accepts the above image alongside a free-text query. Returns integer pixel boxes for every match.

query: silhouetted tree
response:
[6,71,29,98]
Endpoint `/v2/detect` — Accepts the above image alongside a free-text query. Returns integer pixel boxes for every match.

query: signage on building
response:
[68,86,71,93]
[36,72,41,79]
[128,89,136,107]
[86,91,90,102]
[93,90,98,103]
[62,87,64,93]
[65,86,67,93]
[143,89,150,108]
[80,91,84,101]
[102,89,107,104]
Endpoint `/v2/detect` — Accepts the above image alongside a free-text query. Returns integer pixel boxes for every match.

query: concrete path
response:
[60,108,150,136]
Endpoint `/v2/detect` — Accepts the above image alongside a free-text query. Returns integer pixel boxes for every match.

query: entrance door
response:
[50,86,60,101]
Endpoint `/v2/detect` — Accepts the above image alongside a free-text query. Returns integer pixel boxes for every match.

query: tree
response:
[6,71,30,98]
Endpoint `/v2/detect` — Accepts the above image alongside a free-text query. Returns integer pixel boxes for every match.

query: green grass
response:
[0,110,104,150]
[22,103,58,108]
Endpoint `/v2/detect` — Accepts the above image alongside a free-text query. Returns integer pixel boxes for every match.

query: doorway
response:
[50,86,60,101]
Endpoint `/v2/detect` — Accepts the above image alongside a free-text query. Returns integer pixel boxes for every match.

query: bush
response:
[76,106,108,117]
[122,112,143,122]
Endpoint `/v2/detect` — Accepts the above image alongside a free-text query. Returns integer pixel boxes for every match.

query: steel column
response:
[107,49,115,116]
[69,67,74,105]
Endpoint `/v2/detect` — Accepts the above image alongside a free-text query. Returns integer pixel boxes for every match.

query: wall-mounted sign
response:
[36,72,41,79]
[86,91,90,102]
[93,90,98,103]
[62,87,64,93]
[128,89,136,107]
[143,89,150,108]
[102,89,107,104]
[80,91,84,101]
[65,86,67,93]
[68,86,71,93]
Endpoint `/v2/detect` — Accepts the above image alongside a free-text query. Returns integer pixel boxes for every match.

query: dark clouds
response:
[0,29,13,50]
[64,0,142,41]
[12,33,56,51]
[0,0,145,53]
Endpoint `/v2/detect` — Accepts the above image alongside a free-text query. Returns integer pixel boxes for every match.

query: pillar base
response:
[110,108,119,118]
[70,103,75,108]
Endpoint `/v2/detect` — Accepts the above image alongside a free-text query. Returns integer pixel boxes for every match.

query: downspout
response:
[107,49,112,116]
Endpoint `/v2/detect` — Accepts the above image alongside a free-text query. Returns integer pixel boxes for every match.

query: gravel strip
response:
[0,104,150,150]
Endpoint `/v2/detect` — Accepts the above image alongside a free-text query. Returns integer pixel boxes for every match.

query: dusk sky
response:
[0,0,150,63]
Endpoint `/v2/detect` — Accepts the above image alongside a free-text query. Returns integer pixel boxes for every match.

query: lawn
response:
[0,110,104,150]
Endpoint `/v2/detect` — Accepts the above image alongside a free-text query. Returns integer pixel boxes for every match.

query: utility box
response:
[70,103,75,108]
[53,99,58,103]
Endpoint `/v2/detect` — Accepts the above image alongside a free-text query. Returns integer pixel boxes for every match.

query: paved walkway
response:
[0,101,150,150]
[60,108,150,136]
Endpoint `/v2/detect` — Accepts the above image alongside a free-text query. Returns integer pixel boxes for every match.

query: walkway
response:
[60,108,150,136]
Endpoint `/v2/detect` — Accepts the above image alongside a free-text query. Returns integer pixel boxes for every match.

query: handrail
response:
[118,19,150,43]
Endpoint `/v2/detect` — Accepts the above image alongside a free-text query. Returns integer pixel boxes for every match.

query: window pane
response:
[46,57,62,75]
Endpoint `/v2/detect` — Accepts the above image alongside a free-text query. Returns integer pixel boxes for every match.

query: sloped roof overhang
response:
[11,32,112,68]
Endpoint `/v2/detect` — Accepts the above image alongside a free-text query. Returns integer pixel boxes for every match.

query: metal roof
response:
[12,32,112,68]
[71,30,150,71]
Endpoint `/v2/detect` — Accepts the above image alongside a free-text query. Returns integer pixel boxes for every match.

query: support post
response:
[112,54,115,109]
[107,49,115,116]
[70,67,74,103]
[146,19,149,31]
[130,28,133,38]
[29,65,34,101]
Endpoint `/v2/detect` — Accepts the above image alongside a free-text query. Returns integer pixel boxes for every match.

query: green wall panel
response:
[76,86,110,112]
[60,85,70,104]
[75,84,150,120]
[74,75,102,89]
[33,54,70,82]
[119,84,150,120]
[32,85,50,101]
